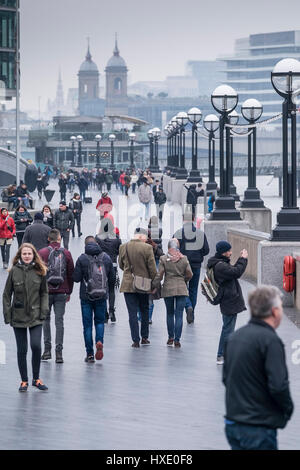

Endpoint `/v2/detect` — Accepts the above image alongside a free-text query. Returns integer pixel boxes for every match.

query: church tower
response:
[55,69,64,115]
[78,40,101,116]
[105,35,128,116]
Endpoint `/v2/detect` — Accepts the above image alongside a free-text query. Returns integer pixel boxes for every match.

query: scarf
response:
[167,248,184,263]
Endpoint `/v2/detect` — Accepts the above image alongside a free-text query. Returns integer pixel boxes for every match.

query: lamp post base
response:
[206,181,218,195]
[175,168,188,179]
[240,188,265,208]
[229,184,240,201]
[187,170,202,183]
[210,196,241,221]
[271,208,300,241]
[149,165,160,173]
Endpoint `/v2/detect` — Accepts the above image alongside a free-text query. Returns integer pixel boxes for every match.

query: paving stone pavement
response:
[0,180,300,450]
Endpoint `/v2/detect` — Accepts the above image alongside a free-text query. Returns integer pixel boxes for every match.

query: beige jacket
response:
[159,254,193,297]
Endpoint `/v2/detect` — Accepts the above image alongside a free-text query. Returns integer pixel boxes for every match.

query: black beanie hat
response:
[216,241,232,254]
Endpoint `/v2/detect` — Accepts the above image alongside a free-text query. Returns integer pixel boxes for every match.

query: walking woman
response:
[159,238,193,347]
[3,243,49,392]
[13,205,33,247]
[0,207,16,269]
[42,204,54,228]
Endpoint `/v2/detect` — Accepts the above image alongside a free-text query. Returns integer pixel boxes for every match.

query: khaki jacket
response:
[3,263,49,328]
[119,239,159,293]
[159,254,193,297]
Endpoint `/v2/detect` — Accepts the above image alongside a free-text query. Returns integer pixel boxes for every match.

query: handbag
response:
[125,243,152,293]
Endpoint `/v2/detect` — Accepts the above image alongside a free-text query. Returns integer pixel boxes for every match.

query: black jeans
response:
[124,293,149,343]
[16,232,24,248]
[72,215,81,236]
[59,230,70,250]
[225,422,277,450]
[108,267,117,312]
[13,325,43,382]
[1,241,11,264]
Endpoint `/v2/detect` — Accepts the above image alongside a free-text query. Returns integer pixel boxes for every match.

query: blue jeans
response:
[142,202,150,220]
[185,266,201,312]
[225,422,277,450]
[164,296,186,342]
[80,298,106,355]
[217,314,237,357]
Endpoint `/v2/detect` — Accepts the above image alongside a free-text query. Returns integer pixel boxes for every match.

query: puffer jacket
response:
[95,235,122,264]
[0,214,16,239]
[138,184,152,204]
[14,210,33,232]
[207,253,248,316]
[54,208,74,231]
[3,262,49,328]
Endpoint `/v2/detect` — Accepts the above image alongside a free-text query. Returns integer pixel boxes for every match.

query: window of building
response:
[0,10,15,48]
[0,1,17,7]
[114,77,122,91]
[0,51,15,89]
[84,84,88,94]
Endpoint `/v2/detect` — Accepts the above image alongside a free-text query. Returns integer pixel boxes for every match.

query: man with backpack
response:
[206,241,248,365]
[38,229,74,364]
[73,236,115,363]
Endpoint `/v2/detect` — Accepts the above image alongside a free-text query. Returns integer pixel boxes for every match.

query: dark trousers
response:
[72,215,81,237]
[108,267,117,312]
[124,293,149,343]
[217,314,237,357]
[225,422,277,450]
[164,295,186,341]
[132,183,136,193]
[16,232,24,248]
[59,190,66,201]
[0,241,11,264]
[80,189,86,201]
[185,266,201,312]
[43,293,67,352]
[14,325,42,382]
[59,230,70,250]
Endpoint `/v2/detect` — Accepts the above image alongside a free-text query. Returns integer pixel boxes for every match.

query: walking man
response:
[138,178,152,221]
[173,212,209,323]
[53,201,74,250]
[223,285,294,450]
[23,212,51,251]
[39,229,74,363]
[73,236,115,363]
[119,227,159,347]
[207,241,248,364]
[154,186,167,222]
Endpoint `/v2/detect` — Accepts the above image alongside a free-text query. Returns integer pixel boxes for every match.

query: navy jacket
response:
[173,223,209,269]
[73,242,115,300]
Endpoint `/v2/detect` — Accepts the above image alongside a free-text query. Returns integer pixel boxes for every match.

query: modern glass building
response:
[0,0,19,100]
[219,30,300,117]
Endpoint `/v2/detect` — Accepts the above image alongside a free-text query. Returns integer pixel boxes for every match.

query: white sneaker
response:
[216,356,224,365]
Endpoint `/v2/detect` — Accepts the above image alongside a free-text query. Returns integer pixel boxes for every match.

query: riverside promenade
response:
[0,180,300,450]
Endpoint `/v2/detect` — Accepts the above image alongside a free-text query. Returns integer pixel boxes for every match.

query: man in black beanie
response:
[207,240,248,364]
[22,212,51,251]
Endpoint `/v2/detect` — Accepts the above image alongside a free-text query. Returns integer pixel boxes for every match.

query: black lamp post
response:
[187,107,202,182]
[70,136,76,165]
[152,127,161,172]
[95,134,102,168]
[240,98,265,208]
[164,126,171,169]
[228,110,240,201]
[210,85,241,220]
[147,129,154,169]
[170,116,179,177]
[175,112,188,179]
[203,114,219,193]
[76,135,83,167]
[108,134,116,169]
[271,58,300,240]
[129,132,136,169]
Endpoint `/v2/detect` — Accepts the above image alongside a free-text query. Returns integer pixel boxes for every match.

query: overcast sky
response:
[19,0,300,111]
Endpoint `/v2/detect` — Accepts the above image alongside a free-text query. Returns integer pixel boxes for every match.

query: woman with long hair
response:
[13,204,33,247]
[3,243,49,392]
[42,204,54,228]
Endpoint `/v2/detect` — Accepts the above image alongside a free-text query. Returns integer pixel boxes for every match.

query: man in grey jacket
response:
[22,212,51,251]
[138,179,152,221]
[53,201,74,250]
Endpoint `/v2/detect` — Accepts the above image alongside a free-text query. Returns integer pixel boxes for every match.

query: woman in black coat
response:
[13,205,33,247]
[42,205,54,228]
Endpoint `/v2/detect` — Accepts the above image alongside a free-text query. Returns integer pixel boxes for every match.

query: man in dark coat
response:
[207,240,248,364]
[53,201,74,250]
[173,213,209,323]
[223,285,294,450]
[22,212,51,251]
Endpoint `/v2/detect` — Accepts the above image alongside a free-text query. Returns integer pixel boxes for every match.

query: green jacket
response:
[159,254,193,297]
[3,262,49,328]
[119,239,159,293]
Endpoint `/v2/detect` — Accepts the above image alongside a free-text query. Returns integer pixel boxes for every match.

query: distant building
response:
[78,42,105,117]
[105,36,129,116]
[0,0,19,100]
[219,30,300,117]
[128,81,168,97]
[165,76,199,98]
[186,60,225,97]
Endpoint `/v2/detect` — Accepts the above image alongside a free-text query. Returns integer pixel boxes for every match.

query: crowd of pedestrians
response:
[0,164,295,450]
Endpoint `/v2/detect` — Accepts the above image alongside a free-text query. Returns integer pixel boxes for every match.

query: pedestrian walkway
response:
[0,181,300,450]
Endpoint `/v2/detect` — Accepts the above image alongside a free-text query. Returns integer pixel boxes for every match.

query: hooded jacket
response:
[173,222,209,269]
[0,213,16,239]
[95,234,121,264]
[3,262,49,328]
[207,253,248,316]
[73,242,115,300]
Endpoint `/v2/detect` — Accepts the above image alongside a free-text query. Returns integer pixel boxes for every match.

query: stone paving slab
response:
[0,181,299,450]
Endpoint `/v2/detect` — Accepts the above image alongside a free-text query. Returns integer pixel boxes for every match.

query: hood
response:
[207,253,230,269]
[85,242,101,256]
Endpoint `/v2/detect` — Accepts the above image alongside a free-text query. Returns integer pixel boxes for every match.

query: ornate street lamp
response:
[108,134,116,169]
[240,98,265,208]
[152,127,161,171]
[175,112,189,178]
[76,135,83,167]
[95,134,102,168]
[6,140,12,151]
[228,110,240,201]
[270,58,300,240]
[147,129,154,169]
[70,136,76,165]
[129,132,136,169]
[187,107,202,182]
[203,114,219,193]
[211,84,240,220]
[164,125,171,169]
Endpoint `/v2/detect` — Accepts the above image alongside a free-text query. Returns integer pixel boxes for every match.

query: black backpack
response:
[85,253,107,301]
[47,247,67,288]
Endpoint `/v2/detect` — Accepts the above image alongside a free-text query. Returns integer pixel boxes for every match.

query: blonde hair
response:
[12,243,47,277]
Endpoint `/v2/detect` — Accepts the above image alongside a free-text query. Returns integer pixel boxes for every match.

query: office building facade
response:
[0,0,19,100]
